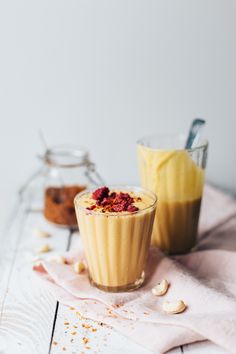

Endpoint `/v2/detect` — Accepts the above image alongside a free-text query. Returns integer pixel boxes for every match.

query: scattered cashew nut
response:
[74,261,86,274]
[152,279,169,296]
[33,228,51,238]
[38,244,52,253]
[162,300,187,314]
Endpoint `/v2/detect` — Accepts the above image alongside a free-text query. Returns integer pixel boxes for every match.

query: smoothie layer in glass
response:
[137,146,205,254]
[74,186,156,292]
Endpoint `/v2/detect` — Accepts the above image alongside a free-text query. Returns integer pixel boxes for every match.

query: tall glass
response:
[137,135,208,255]
[74,186,157,292]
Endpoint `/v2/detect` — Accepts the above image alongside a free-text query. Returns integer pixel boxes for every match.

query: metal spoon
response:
[185,118,206,149]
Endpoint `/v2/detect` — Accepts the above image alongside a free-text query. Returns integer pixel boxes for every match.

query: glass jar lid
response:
[43,145,90,168]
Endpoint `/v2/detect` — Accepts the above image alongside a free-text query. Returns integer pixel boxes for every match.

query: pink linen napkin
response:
[34,185,236,353]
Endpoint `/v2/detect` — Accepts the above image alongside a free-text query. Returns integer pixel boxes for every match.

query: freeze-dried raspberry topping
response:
[87,186,140,213]
[86,204,96,211]
[92,187,109,201]
[112,200,128,212]
[127,205,139,212]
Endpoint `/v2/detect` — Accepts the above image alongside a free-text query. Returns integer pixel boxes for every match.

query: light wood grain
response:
[0,202,71,354]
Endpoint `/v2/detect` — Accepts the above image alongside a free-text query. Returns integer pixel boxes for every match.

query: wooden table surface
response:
[0,195,229,354]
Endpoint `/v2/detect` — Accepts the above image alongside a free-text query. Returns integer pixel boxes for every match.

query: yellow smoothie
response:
[74,186,156,292]
[137,145,205,254]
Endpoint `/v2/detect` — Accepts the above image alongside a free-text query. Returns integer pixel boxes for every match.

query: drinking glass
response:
[74,186,157,292]
[137,134,208,255]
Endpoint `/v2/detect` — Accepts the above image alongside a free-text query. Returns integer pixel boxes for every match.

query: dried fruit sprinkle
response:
[87,187,140,213]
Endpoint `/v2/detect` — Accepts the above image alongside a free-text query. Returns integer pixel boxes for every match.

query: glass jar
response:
[19,145,104,228]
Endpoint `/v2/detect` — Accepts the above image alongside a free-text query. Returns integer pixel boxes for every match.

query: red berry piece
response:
[112,203,125,212]
[86,204,96,211]
[92,187,109,201]
[127,205,139,213]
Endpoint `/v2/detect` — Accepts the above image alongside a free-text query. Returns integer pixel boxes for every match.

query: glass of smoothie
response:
[74,186,157,292]
[137,135,208,255]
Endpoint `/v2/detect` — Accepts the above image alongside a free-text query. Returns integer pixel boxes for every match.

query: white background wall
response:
[0,0,236,223]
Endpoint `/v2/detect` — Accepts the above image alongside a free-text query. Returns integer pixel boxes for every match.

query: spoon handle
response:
[185,118,206,149]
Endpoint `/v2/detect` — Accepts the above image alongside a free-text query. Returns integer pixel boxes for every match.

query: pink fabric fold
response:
[34,185,236,353]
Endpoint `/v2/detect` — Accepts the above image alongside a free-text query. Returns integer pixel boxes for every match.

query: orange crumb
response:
[113,303,123,308]
[52,341,58,345]
[82,323,91,329]
[70,307,75,310]
[82,337,89,344]
[64,321,70,325]
[71,331,77,335]
[73,325,78,328]
[107,309,117,318]
[91,328,97,332]
[85,346,91,349]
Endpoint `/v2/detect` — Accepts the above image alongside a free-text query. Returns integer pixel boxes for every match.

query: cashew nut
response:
[152,279,169,296]
[162,300,187,314]
[33,228,51,238]
[38,244,52,253]
[74,261,86,274]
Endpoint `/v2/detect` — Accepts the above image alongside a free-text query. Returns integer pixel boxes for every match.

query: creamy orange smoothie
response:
[137,141,207,254]
[74,186,156,292]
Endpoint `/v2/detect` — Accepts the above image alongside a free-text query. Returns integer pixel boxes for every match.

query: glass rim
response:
[74,185,157,217]
[137,133,208,153]
[43,144,90,168]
